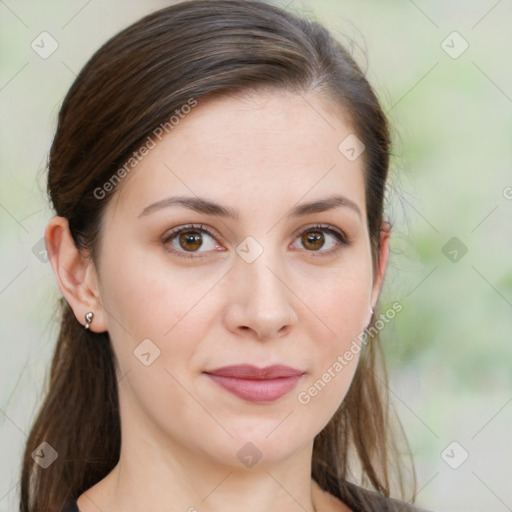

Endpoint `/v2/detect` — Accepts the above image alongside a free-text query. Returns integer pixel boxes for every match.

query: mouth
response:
[203,364,305,403]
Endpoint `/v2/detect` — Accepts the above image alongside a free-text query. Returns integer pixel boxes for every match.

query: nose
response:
[222,252,299,341]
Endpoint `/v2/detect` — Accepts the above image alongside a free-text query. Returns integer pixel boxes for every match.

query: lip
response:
[204,364,305,403]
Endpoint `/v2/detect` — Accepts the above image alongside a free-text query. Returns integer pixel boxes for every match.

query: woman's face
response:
[92,90,387,468]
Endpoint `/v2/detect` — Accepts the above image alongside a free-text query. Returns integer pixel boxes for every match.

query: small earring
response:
[84,311,94,330]
[370,306,374,316]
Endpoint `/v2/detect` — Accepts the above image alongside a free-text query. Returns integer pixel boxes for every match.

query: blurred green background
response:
[1,1,511,511]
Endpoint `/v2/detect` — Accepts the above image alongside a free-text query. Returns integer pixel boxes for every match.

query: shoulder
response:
[313,479,437,512]
[346,482,435,512]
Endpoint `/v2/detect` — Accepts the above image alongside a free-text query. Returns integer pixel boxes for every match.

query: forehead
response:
[108,90,366,220]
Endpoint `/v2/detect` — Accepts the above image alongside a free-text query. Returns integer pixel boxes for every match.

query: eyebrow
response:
[138,194,362,220]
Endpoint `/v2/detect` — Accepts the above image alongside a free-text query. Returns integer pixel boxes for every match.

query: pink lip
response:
[204,364,305,403]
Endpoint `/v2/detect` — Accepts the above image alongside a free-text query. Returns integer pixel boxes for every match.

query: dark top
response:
[61,501,79,512]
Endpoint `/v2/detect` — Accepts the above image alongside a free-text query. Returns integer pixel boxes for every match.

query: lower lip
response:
[205,374,303,403]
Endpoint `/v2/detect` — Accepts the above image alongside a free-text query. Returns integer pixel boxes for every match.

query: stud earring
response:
[84,311,94,330]
[370,306,374,316]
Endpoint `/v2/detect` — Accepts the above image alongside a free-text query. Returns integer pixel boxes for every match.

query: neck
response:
[78,427,318,512]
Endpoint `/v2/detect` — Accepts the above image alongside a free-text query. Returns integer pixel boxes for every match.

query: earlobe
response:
[370,221,391,311]
[44,216,107,332]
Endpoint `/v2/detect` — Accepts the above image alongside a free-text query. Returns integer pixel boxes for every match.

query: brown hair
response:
[20,1,416,510]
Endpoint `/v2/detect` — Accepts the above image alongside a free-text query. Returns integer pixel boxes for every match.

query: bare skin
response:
[47,90,389,512]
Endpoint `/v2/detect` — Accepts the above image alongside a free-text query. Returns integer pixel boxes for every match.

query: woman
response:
[20,1,430,510]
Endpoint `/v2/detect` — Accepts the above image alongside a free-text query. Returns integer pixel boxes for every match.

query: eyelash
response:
[161,223,350,260]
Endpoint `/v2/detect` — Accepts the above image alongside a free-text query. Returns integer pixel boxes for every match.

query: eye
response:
[291,224,349,255]
[162,223,349,260]
[162,224,223,259]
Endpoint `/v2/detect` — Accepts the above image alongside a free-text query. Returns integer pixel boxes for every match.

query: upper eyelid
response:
[291,223,347,240]
[162,223,222,243]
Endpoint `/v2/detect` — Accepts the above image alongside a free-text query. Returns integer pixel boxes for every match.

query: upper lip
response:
[204,364,304,379]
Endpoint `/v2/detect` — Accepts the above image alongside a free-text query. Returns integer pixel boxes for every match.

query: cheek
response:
[296,256,371,419]
[97,246,229,388]
[296,354,359,431]
[296,303,363,433]
[98,245,212,339]
[306,257,373,341]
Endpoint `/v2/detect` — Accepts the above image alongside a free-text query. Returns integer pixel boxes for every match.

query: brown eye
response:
[301,231,325,250]
[178,230,203,251]
[292,225,348,255]
[163,224,220,259]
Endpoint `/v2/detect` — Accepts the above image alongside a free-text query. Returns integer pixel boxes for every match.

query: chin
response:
[203,424,311,470]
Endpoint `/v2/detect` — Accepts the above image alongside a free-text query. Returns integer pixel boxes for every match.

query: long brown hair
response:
[20,1,415,510]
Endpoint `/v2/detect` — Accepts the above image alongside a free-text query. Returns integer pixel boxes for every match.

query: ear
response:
[44,216,108,332]
[370,221,391,311]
